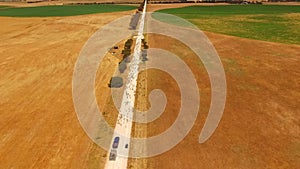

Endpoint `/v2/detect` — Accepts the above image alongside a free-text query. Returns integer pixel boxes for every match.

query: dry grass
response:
[0,3,299,169]
[0,11,134,169]
[141,32,300,169]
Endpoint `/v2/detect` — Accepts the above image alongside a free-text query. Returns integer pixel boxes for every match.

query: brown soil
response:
[0,10,136,169]
[147,3,228,12]
[140,32,300,169]
[265,2,300,6]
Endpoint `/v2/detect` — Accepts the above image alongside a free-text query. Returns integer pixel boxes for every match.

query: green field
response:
[157,5,300,44]
[0,4,136,17]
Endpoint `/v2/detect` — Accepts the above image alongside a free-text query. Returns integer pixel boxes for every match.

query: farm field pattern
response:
[0,2,299,169]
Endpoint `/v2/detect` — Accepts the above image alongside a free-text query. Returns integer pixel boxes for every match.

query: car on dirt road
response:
[112,136,120,149]
[109,150,117,161]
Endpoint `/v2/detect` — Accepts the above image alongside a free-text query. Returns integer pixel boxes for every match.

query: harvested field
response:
[147,2,228,12]
[0,10,136,169]
[138,32,300,169]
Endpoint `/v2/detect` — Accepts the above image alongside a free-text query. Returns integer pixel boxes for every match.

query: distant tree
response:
[125,39,133,49]
[124,56,130,63]
[118,60,127,73]
[122,49,131,57]
[108,77,123,88]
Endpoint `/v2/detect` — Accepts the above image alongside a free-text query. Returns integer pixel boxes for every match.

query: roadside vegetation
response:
[122,38,133,63]
[0,4,136,17]
[157,5,300,44]
[108,76,123,88]
[0,5,9,9]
